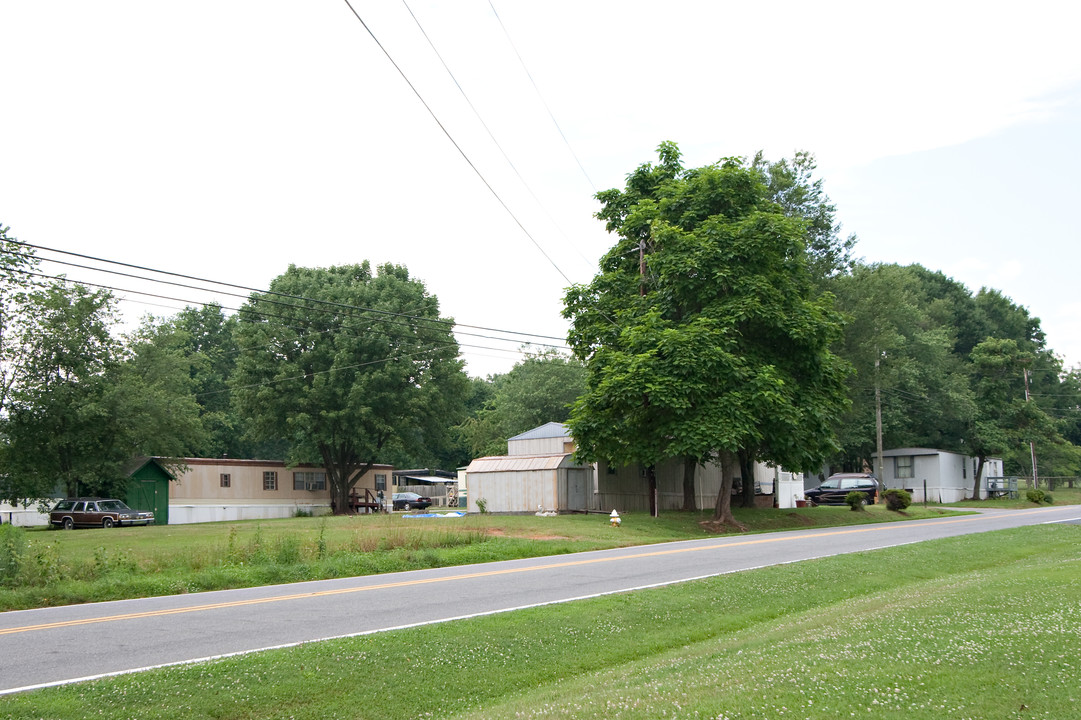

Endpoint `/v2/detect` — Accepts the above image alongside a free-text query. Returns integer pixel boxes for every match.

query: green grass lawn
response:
[3,524,1077,719]
[0,503,967,611]
[951,482,1080,509]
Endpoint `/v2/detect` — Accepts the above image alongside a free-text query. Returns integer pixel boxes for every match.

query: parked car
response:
[50,498,156,529]
[392,492,432,511]
[805,473,880,506]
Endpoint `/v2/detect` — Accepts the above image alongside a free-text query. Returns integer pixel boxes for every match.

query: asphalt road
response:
[2,505,1079,695]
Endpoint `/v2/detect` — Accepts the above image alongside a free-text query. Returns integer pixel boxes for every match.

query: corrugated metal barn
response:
[464,454,592,513]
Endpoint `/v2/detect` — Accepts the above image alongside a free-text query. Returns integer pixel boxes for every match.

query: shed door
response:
[566,469,589,510]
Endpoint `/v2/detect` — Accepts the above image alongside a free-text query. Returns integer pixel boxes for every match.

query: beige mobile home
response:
[168,458,393,523]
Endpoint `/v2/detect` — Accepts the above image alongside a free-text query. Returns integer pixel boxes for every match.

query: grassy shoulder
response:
[1,504,968,611]
[3,524,1077,719]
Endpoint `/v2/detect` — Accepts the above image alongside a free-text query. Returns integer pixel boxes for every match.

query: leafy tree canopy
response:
[2,280,204,501]
[828,262,1078,480]
[565,143,850,523]
[456,349,586,459]
[231,262,469,512]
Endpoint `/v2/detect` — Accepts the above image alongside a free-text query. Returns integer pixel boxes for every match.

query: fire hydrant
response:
[610,509,621,527]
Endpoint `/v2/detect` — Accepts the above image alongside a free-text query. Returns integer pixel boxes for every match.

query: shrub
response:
[476,498,489,514]
[845,491,868,511]
[0,524,28,586]
[1025,488,1045,504]
[1043,493,1054,504]
[883,488,912,512]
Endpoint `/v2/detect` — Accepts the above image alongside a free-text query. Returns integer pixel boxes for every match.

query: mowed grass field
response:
[2,523,1078,719]
[0,500,986,611]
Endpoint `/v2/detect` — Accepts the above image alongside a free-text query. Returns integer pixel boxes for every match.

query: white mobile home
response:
[880,448,1004,502]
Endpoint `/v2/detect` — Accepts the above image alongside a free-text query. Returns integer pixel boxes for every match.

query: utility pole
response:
[639,236,646,297]
[640,232,657,517]
[1024,368,1039,489]
[875,351,884,481]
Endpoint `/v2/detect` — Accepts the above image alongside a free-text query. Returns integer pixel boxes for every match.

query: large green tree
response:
[963,337,1060,496]
[232,263,469,513]
[830,264,974,472]
[0,226,41,415]
[2,281,117,499]
[146,304,275,459]
[3,280,204,500]
[828,261,1080,484]
[752,151,857,283]
[564,143,849,525]
[456,349,586,458]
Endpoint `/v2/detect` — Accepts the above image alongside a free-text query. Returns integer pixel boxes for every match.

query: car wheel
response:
[62,517,74,530]
[404,502,412,511]
[103,517,115,528]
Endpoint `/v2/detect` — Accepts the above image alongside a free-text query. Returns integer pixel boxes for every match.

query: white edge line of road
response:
[1,536,934,697]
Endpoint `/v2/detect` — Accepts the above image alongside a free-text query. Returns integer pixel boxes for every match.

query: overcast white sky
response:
[2,1,1079,377]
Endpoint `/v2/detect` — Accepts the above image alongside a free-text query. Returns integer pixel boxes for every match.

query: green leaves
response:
[564,144,849,492]
[232,263,469,511]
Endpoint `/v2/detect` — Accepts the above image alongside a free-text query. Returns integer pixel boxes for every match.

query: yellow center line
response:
[0,508,1052,636]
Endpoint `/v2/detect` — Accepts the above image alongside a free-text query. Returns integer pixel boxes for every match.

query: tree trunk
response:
[972,455,986,501]
[681,455,697,511]
[737,449,755,508]
[711,450,745,529]
[646,464,658,517]
[318,440,369,515]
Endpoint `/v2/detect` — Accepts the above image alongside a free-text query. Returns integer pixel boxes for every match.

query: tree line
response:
[562,144,1080,524]
[0,232,583,508]
[1,150,1077,515]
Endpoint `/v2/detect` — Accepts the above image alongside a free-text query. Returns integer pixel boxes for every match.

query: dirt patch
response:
[786,512,818,525]
[698,519,748,534]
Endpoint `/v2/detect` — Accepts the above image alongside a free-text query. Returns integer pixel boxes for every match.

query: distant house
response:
[879,448,1005,503]
[507,422,577,456]
[392,468,458,507]
[167,458,393,524]
[0,500,50,527]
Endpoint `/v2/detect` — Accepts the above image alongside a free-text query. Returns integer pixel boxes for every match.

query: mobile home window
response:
[375,474,387,491]
[220,473,231,488]
[895,456,914,479]
[293,471,327,491]
[263,471,278,491]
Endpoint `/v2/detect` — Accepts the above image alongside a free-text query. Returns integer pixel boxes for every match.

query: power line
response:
[6,265,572,354]
[340,0,575,286]
[2,239,568,344]
[487,0,598,195]
[401,0,597,277]
[8,265,569,396]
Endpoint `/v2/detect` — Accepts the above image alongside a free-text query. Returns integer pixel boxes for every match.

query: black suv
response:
[805,473,880,506]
